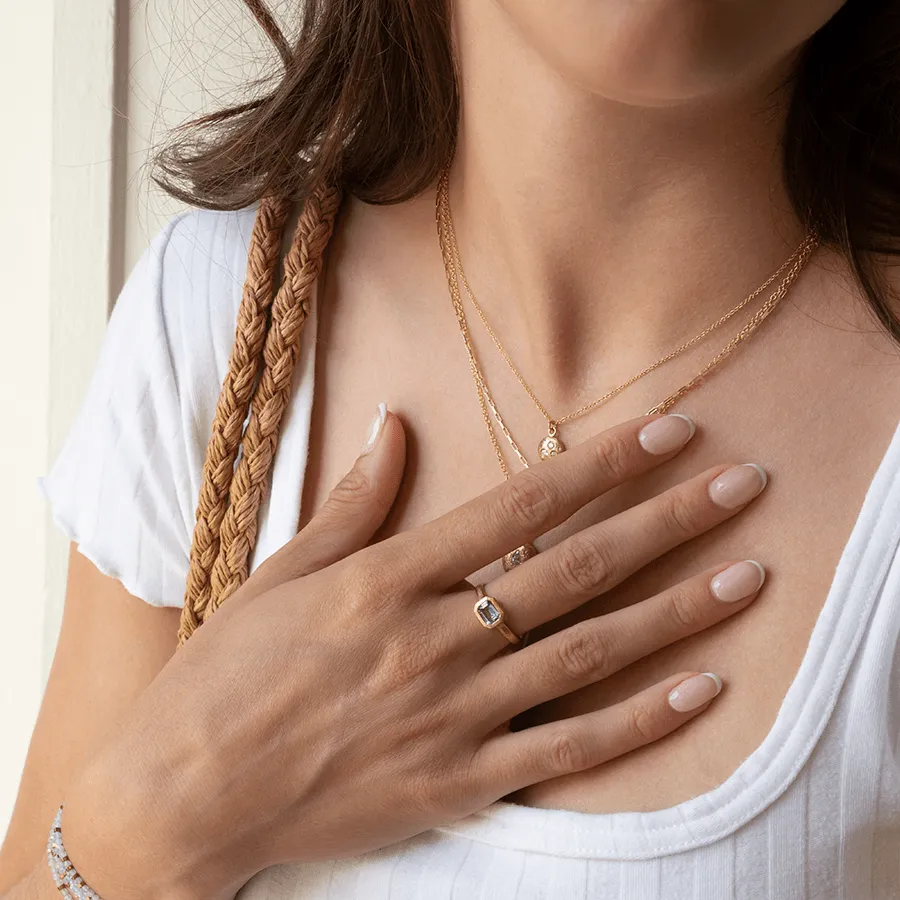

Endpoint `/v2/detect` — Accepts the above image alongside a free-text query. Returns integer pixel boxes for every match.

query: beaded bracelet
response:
[47,804,103,900]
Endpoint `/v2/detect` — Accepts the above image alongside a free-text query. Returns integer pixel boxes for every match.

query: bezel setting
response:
[474,596,504,629]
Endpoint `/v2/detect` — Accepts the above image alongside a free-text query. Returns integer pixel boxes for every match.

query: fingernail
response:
[360,402,387,455]
[668,673,723,712]
[708,463,767,509]
[710,560,766,603]
[638,414,696,455]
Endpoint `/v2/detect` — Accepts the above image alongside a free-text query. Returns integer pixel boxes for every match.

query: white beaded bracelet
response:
[47,804,103,900]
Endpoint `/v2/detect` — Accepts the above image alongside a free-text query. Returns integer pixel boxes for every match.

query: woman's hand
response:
[61,409,767,900]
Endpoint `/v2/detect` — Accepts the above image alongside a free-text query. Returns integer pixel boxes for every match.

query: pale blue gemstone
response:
[476,598,501,626]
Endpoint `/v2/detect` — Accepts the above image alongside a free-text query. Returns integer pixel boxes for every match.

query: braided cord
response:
[178,197,290,645]
[203,185,343,623]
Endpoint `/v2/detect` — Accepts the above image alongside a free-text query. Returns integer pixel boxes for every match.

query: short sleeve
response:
[39,206,258,607]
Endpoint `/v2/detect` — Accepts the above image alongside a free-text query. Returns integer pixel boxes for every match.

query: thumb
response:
[222,403,406,606]
[301,402,406,570]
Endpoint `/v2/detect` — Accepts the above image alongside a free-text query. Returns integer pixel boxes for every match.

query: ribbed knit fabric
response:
[39,208,900,899]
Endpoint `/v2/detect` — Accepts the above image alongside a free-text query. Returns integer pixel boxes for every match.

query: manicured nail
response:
[360,402,387,455]
[638,414,696,455]
[708,464,767,509]
[711,560,766,602]
[668,673,723,712]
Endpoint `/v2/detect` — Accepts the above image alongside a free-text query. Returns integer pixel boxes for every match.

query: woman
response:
[2,0,899,897]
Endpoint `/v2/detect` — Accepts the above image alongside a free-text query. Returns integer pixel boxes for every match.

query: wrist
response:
[5,865,60,900]
[59,735,249,900]
[58,788,202,900]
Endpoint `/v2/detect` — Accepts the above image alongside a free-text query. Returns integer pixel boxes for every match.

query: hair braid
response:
[205,185,341,619]
[178,196,290,645]
[177,184,342,645]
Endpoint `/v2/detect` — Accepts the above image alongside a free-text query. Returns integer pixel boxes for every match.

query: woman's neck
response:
[448,0,810,401]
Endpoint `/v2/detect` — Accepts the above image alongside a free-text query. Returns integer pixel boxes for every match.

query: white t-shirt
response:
[40,207,900,900]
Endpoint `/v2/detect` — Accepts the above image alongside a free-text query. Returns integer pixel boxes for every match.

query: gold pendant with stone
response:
[538,422,566,460]
[502,541,538,572]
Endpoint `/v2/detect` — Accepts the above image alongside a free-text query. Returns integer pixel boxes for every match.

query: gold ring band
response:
[473,584,521,645]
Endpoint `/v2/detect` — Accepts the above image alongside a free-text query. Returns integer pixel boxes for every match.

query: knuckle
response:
[555,532,615,594]
[555,624,612,683]
[499,471,556,532]
[406,761,471,821]
[345,555,398,612]
[659,489,702,539]
[433,763,476,820]
[402,766,443,817]
[590,431,635,480]
[329,466,373,507]
[625,702,660,745]
[547,729,592,775]
[666,586,704,632]
[379,635,443,686]
[382,645,419,685]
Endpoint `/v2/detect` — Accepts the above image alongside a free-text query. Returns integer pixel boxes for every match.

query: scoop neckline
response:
[436,415,900,860]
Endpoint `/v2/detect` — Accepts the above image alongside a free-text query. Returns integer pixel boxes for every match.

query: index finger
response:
[395,413,697,588]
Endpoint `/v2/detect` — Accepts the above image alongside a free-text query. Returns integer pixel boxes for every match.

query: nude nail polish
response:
[638,414,696,455]
[710,560,766,603]
[708,464,767,509]
[360,402,387,455]
[668,673,724,712]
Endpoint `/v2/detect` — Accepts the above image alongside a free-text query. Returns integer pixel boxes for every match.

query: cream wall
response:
[0,0,54,848]
[0,0,280,847]
[124,1,285,270]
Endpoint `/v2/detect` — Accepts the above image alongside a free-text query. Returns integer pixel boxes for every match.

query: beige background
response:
[0,0,283,843]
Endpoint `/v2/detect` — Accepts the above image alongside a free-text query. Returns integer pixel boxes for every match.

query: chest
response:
[296,265,900,814]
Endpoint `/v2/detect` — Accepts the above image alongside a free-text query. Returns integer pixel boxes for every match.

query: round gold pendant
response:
[503,542,538,571]
[538,434,566,459]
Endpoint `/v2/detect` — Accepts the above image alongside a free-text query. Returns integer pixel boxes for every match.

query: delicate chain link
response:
[647,236,817,415]
[437,173,525,475]
[438,165,817,430]
[436,164,817,472]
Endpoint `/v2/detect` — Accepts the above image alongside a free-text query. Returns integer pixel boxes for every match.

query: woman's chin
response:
[493,0,847,107]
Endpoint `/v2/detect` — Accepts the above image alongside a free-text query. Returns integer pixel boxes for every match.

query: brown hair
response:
[156,0,458,209]
[172,0,900,640]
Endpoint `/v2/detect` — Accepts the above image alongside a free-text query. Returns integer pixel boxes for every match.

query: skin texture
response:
[307,0,900,817]
[3,415,767,899]
[3,0,900,894]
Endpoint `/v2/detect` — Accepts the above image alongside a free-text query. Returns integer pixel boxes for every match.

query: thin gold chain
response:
[645,240,816,415]
[436,165,818,474]
[437,194,527,475]
[461,232,810,427]
[439,166,817,430]
[439,166,816,430]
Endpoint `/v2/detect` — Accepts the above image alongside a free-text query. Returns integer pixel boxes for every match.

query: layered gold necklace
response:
[435,165,817,569]
[437,166,816,464]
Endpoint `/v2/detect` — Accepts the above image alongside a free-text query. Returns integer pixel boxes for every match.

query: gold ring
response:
[473,584,521,645]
